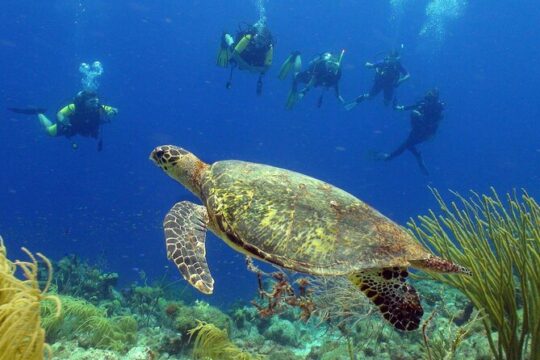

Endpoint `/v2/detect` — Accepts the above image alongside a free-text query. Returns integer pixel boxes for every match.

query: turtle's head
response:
[150,145,208,197]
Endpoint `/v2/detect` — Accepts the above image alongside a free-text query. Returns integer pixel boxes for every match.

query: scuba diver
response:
[345,49,410,110]
[216,22,274,95]
[8,90,118,151]
[278,50,346,110]
[374,88,444,176]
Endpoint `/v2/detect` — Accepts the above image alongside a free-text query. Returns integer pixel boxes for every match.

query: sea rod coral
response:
[409,188,540,360]
[0,235,61,360]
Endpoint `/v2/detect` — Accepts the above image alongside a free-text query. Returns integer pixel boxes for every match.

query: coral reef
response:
[264,317,300,347]
[174,299,233,337]
[0,235,61,360]
[125,285,164,327]
[52,254,118,303]
[9,189,533,359]
[41,295,137,352]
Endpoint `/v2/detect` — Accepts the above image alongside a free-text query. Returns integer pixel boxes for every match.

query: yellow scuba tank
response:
[234,34,252,54]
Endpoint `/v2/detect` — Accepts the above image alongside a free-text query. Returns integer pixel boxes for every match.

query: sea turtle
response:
[150,145,470,331]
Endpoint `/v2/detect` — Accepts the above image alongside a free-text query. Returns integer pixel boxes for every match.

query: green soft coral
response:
[41,295,137,352]
[409,188,540,360]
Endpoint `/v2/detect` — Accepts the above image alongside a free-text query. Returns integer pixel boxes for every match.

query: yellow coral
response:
[188,321,263,360]
[0,236,61,360]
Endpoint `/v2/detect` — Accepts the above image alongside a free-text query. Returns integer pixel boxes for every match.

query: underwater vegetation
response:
[409,189,539,360]
[52,254,119,303]
[0,236,61,360]
[41,295,137,352]
[188,320,262,360]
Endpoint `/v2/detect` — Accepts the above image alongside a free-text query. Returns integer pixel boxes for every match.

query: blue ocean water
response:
[0,0,539,308]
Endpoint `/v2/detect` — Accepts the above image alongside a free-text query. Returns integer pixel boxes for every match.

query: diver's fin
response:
[164,201,214,294]
[344,95,365,111]
[367,150,390,161]
[285,89,300,110]
[336,49,345,73]
[217,33,233,67]
[278,51,301,80]
[226,65,235,89]
[7,107,47,115]
[344,101,358,111]
[411,149,429,176]
[317,92,324,108]
[256,74,263,96]
[349,268,423,331]
[216,48,230,67]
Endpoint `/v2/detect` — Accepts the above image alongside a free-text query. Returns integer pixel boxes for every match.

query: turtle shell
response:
[201,160,430,275]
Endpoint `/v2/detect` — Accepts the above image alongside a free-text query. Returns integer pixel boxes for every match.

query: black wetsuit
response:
[386,99,444,175]
[369,59,408,104]
[235,27,273,68]
[296,55,342,88]
[59,107,110,139]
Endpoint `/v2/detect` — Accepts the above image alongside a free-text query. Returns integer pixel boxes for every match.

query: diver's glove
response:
[394,105,405,111]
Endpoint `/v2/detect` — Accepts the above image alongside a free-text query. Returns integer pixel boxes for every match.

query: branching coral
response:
[52,254,118,302]
[188,320,262,360]
[0,236,61,360]
[408,188,540,360]
[421,306,483,360]
[309,276,374,331]
[247,258,315,321]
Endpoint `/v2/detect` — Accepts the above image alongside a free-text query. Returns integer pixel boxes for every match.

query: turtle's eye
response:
[155,150,165,161]
[151,148,167,164]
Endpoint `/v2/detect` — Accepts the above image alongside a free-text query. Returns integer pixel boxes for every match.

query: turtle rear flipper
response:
[164,201,214,294]
[350,268,423,331]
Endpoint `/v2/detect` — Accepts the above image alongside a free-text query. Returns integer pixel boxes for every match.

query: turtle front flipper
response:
[164,201,214,294]
[349,268,423,331]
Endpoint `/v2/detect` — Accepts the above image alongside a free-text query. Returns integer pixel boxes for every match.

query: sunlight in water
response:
[390,0,468,44]
[420,0,468,42]
[79,61,103,92]
[254,0,267,29]
[390,0,407,21]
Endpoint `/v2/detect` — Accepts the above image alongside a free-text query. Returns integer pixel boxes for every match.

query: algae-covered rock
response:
[266,348,304,360]
[232,305,259,329]
[175,300,232,336]
[263,317,300,347]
